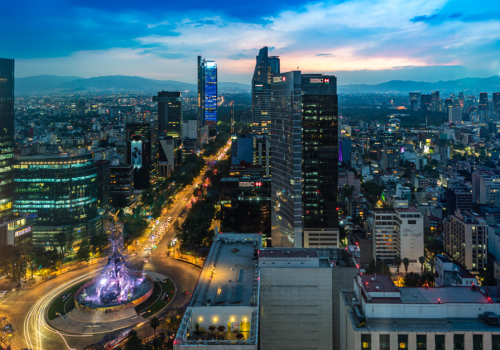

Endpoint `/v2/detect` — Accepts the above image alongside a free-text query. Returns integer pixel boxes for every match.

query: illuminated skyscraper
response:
[153,91,183,165]
[197,56,218,137]
[271,72,338,248]
[0,58,14,221]
[252,47,280,135]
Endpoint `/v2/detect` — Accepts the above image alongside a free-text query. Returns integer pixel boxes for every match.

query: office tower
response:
[153,91,183,165]
[0,58,32,247]
[409,92,421,111]
[13,154,101,245]
[252,47,280,135]
[231,134,254,166]
[109,163,135,208]
[126,123,152,189]
[444,210,487,273]
[420,94,432,111]
[372,204,424,273]
[182,120,198,154]
[270,72,338,248]
[253,135,271,178]
[0,58,14,221]
[479,92,488,111]
[95,160,110,210]
[449,106,462,123]
[493,92,500,113]
[431,91,440,111]
[197,56,218,137]
[230,100,234,134]
[458,91,465,108]
[444,98,453,109]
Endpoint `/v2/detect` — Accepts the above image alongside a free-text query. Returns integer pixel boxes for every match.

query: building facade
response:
[109,164,135,208]
[444,210,487,273]
[198,56,218,137]
[0,58,14,222]
[251,46,280,135]
[125,123,152,189]
[13,153,101,246]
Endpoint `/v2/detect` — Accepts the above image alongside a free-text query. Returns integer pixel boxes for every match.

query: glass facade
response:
[302,75,338,234]
[198,57,218,137]
[126,123,152,189]
[153,91,183,165]
[0,58,14,221]
[252,46,280,135]
[13,154,99,245]
[270,71,303,247]
[270,72,338,248]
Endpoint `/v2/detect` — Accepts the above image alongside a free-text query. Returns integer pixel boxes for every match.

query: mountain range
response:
[14,75,250,95]
[14,75,500,96]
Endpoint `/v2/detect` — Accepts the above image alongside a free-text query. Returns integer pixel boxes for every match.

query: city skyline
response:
[3,0,500,84]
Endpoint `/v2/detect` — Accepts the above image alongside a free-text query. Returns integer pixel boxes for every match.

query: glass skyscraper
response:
[197,56,218,137]
[0,58,14,221]
[252,47,280,135]
[271,72,338,248]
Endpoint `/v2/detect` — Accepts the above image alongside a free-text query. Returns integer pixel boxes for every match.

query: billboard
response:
[131,140,143,168]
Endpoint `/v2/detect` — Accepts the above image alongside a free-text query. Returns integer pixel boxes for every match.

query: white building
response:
[449,106,462,123]
[183,120,198,140]
[340,274,500,350]
[479,175,500,204]
[373,204,424,273]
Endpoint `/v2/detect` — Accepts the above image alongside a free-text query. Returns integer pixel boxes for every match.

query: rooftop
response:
[399,287,490,304]
[191,234,260,307]
[258,250,318,258]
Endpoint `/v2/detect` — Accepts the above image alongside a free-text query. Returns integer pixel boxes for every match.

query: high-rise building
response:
[420,94,432,111]
[493,92,500,113]
[444,210,487,273]
[153,91,183,166]
[0,58,14,221]
[95,160,110,210]
[109,163,135,208]
[431,91,440,112]
[126,123,152,189]
[479,92,488,111]
[409,92,421,111]
[446,183,472,215]
[197,56,218,137]
[13,154,101,246]
[381,143,399,170]
[270,72,338,248]
[252,47,280,135]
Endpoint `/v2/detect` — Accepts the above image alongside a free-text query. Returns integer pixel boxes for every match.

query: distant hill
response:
[15,75,250,95]
[339,76,500,94]
[15,75,83,95]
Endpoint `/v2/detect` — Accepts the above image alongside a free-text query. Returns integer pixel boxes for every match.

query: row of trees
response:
[0,230,109,286]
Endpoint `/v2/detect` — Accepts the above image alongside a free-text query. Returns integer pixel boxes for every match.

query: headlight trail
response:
[24,269,102,350]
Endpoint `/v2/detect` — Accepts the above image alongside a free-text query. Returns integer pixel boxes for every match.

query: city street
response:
[0,144,230,350]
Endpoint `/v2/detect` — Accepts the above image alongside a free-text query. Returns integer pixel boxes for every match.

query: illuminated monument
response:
[76,220,153,309]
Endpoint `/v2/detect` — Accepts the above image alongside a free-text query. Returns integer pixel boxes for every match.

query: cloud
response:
[6,0,500,84]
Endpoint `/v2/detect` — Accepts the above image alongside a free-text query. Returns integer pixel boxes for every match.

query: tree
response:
[76,239,91,262]
[150,317,160,339]
[208,325,216,334]
[236,333,244,341]
[217,325,225,333]
[55,231,68,267]
[394,255,402,274]
[403,258,410,275]
[344,185,355,199]
[125,330,143,350]
[90,232,108,257]
[419,256,425,274]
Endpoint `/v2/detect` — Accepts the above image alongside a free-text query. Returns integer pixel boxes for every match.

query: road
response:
[2,141,231,350]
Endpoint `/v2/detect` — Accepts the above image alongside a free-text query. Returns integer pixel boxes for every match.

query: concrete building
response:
[373,204,424,273]
[446,183,473,216]
[434,254,478,287]
[174,233,261,349]
[444,210,487,273]
[183,120,198,140]
[449,106,463,123]
[340,274,500,350]
[259,247,358,350]
[381,143,399,171]
[479,175,500,205]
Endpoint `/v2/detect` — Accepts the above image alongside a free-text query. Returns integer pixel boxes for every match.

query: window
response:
[398,334,408,349]
[380,334,390,350]
[417,334,426,349]
[435,335,445,350]
[361,334,371,349]
[473,334,482,350]
[493,335,500,350]
[408,220,417,224]
[454,334,464,350]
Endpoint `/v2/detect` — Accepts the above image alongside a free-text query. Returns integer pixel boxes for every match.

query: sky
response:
[2,0,500,85]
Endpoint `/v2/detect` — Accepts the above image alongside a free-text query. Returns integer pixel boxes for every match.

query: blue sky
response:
[2,0,500,84]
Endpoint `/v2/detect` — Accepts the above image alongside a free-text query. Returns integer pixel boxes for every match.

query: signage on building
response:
[15,226,31,238]
[130,140,143,169]
[273,76,287,83]
[309,78,330,84]
[239,182,255,187]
